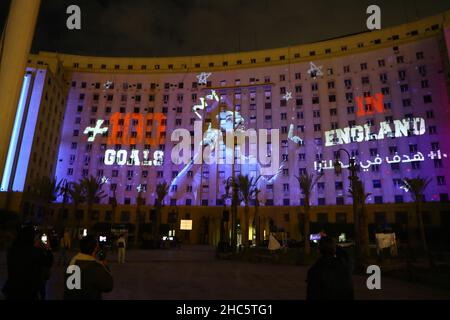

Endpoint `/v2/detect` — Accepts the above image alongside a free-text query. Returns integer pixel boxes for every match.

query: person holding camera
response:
[64,235,113,300]
[2,225,53,300]
[306,236,354,300]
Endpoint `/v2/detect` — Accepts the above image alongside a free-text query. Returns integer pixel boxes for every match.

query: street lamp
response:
[333,148,362,271]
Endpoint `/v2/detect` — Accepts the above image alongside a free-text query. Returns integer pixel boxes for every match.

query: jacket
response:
[64,253,113,300]
[306,253,354,300]
[2,244,53,300]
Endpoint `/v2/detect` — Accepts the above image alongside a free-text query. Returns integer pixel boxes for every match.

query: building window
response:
[395,195,404,203]
[318,198,326,206]
[395,212,408,224]
[437,176,446,186]
[316,213,328,224]
[336,197,344,205]
[375,212,386,225]
[373,180,381,188]
[336,212,346,223]
[374,196,383,204]
[424,95,432,103]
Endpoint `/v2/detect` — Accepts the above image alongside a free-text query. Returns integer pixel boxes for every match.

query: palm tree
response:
[33,176,62,228]
[296,172,322,255]
[57,179,71,229]
[236,174,261,248]
[349,180,371,265]
[68,182,85,233]
[155,181,169,240]
[402,177,433,268]
[224,177,239,249]
[134,190,145,247]
[254,188,261,247]
[80,176,106,225]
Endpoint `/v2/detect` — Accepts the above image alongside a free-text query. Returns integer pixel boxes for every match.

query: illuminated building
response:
[3,11,450,244]
[0,55,68,216]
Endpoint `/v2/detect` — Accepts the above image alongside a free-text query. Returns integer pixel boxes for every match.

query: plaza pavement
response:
[0,245,449,300]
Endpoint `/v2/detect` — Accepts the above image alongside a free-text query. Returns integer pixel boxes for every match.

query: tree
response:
[68,181,85,234]
[349,180,371,265]
[402,177,433,268]
[134,190,145,247]
[80,176,106,225]
[236,174,261,248]
[254,188,261,247]
[57,179,71,230]
[224,177,239,250]
[296,172,322,255]
[33,176,62,228]
[154,181,169,240]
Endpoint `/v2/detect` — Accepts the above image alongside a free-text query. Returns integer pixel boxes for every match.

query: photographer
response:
[306,236,354,300]
[2,225,53,300]
[64,235,113,300]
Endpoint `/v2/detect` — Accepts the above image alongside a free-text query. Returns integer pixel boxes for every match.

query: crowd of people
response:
[1,225,127,300]
[1,225,354,300]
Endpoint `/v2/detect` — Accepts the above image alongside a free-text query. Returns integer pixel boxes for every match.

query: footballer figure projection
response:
[168,93,290,205]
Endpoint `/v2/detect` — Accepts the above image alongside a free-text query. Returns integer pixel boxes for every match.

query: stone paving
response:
[1,245,449,300]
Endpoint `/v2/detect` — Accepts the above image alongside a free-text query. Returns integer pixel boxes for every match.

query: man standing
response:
[64,235,113,300]
[59,230,71,266]
[2,225,53,300]
[117,234,126,264]
[306,236,354,300]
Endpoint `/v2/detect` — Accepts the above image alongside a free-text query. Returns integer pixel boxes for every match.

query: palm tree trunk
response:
[416,200,434,268]
[155,204,161,242]
[359,205,369,264]
[134,208,140,248]
[304,199,311,255]
[407,205,418,261]
[254,204,260,247]
[243,204,249,247]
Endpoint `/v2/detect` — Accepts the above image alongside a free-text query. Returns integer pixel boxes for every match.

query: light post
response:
[333,148,362,272]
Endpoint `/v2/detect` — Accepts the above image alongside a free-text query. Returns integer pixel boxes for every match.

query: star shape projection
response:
[136,184,146,193]
[307,62,323,78]
[103,80,113,89]
[196,72,212,85]
[283,91,292,101]
[100,176,110,184]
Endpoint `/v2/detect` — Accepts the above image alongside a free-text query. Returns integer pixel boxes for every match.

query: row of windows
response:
[54,207,438,226]
[74,68,430,103]
[65,161,447,189]
[68,44,437,71]
[65,192,448,208]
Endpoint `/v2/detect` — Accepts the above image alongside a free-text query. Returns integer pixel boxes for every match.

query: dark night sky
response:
[1,0,450,57]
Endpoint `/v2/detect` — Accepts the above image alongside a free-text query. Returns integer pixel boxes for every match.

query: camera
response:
[41,234,48,245]
[97,248,106,261]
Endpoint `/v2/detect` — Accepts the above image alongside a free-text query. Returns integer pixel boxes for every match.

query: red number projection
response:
[356,92,384,117]
[107,112,166,146]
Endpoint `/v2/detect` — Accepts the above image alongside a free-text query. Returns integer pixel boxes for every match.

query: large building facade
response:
[2,11,450,245]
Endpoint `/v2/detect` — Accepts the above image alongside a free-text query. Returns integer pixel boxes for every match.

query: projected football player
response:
[169,101,286,204]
